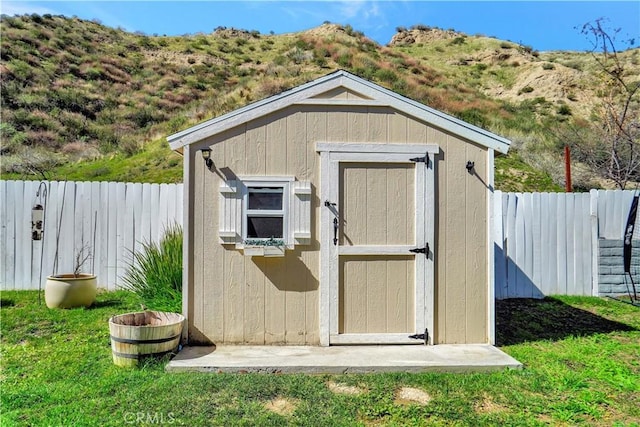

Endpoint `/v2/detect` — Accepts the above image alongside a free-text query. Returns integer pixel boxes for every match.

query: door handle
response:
[325,200,339,245]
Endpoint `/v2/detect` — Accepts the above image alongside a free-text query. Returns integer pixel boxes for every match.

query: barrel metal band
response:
[110,334,180,345]
[112,349,176,360]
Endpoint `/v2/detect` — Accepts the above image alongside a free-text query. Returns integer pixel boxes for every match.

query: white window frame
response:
[238,176,295,249]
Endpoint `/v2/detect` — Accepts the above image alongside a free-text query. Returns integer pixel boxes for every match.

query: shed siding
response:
[311,87,371,100]
[435,133,488,344]
[189,103,488,345]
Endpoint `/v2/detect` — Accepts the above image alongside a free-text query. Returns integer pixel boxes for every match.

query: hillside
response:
[1,15,638,190]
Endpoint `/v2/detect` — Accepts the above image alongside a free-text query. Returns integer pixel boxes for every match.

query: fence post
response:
[590,189,599,296]
[493,190,504,299]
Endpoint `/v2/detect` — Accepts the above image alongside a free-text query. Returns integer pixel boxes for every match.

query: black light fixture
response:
[201,148,213,169]
[466,161,475,173]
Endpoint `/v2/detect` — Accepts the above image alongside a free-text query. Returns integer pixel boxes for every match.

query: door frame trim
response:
[317,143,436,346]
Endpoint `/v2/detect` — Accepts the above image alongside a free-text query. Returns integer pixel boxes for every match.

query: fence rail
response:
[1,180,183,291]
[2,181,638,297]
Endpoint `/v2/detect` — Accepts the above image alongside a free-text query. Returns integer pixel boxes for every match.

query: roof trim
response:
[167,70,511,154]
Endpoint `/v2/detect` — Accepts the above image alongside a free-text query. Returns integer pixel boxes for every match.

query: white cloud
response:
[279,4,327,22]
[337,0,381,20]
[1,1,56,16]
[82,3,133,32]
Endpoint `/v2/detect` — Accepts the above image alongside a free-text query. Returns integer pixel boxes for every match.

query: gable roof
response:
[167,70,511,154]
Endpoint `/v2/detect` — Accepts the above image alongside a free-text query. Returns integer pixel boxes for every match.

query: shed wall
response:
[187,100,489,345]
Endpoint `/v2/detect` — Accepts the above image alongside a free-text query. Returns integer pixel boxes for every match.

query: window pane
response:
[247,216,283,238]
[248,187,283,210]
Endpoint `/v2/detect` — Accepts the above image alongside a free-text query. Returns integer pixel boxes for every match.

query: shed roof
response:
[167,70,511,154]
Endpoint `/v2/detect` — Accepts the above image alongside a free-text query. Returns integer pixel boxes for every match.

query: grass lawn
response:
[1,291,638,426]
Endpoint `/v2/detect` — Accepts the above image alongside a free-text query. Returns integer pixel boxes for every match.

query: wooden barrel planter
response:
[109,311,184,367]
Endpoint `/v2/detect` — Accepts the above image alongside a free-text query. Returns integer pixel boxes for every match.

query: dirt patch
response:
[213,27,256,39]
[474,394,508,413]
[303,23,354,40]
[394,387,431,406]
[327,381,366,396]
[390,28,463,46]
[483,62,592,116]
[142,50,227,67]
[263,397,298,416]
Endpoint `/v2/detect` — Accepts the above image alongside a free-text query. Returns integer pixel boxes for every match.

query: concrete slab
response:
[166,344,522,374]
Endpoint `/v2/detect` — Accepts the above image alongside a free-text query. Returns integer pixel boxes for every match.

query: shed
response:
[168,70,510,347]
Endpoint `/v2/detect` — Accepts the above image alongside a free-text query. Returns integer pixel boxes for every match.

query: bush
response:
[122,224,183,313]
[563,60,583,71]
[336,53,351,68]
[457,108,488,128]
[375,68,398,83]
[557,104,572,116]
[518,86,534,95]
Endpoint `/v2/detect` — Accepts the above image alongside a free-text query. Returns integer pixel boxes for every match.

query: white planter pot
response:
[45,274,97,309]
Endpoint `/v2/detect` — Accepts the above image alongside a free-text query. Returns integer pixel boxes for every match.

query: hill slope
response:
[1,16,638,190]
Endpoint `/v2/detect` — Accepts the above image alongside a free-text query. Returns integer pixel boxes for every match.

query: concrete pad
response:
[166,344,522,374]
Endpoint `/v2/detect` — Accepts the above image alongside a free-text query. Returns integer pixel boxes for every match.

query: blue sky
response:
[1,1,638,52]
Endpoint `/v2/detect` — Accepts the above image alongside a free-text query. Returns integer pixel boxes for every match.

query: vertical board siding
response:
[464,142,487,343]
[0,180,183,291]
[493,190,640,298]
[339,256,415,334]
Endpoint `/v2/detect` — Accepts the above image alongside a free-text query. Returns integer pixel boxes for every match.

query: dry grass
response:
[327,381,367,396]
[474,393,508,414]
[263,397,299,416]
[394,387,432,406]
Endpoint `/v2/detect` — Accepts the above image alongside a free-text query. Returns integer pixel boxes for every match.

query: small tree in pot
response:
[45,244,97,309]
[44,181,98,309]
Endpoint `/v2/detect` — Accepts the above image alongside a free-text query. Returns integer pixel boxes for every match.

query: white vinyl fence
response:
[1,180,183,291]
[2,180,639,298]
[494,189,640,299]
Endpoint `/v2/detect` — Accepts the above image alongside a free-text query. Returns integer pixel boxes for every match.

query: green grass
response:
[1,292,638,426]
[1,139,183,184]
[495,151,564,192]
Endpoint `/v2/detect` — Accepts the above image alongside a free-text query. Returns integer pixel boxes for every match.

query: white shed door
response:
[319,144,435,345]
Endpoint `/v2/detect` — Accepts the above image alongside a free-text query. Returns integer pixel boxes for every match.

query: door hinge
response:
[409,243,429,256]
[409,154,428,163]
[409,329,429,344]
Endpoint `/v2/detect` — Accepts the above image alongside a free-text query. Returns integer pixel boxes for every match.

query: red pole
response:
[565,145,572,192]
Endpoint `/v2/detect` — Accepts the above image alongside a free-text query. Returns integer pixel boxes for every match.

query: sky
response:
[0,1,638,52]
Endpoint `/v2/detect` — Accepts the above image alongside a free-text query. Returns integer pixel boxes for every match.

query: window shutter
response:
[219,180,240,244]
[292,182,312,245]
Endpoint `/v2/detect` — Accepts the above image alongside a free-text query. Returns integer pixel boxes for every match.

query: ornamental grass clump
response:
[123,224,182,313]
